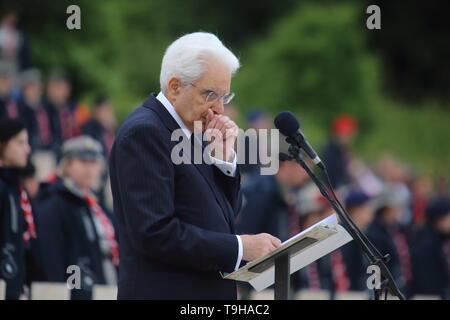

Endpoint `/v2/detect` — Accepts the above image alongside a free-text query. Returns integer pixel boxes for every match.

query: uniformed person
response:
[410,197,450,299]
[341,189,375,292]
[367,184,413,297]
[0,62,19,121]
[0,119,42,299]
[35,135,118,300]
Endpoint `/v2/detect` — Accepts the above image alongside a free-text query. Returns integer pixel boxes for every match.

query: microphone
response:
[278,152,292,162]
[274,111,325,170]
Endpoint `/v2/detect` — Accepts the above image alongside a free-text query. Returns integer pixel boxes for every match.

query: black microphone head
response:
[274,111,300,136]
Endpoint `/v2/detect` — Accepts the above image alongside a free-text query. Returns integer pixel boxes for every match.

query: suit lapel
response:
[143,94,233,229]
[190,139,233,228]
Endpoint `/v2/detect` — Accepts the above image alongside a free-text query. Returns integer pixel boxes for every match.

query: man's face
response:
[168,57,232,132]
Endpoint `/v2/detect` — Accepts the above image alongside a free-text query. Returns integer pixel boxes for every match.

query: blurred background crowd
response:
[0,0,449,300]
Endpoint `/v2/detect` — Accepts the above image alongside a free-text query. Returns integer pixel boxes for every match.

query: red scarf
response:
[331,249,350,292]
[391,228,412,283]
[59,105,80,141]
[6,99,18,119]
[19,187,37,243]
[36,106,52,146]
[102,129,115,157]
[306,262,321,290]
[85,194,119,266]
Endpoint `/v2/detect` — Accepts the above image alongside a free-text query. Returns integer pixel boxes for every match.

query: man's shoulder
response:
[115,98,166,143]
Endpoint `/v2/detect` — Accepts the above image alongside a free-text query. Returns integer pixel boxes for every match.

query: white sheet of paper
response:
[225,213,353,291]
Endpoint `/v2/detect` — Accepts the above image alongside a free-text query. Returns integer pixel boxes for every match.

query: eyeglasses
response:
[190,83,235,105]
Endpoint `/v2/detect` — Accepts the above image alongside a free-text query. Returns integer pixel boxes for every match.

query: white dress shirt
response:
[156,92,243,271]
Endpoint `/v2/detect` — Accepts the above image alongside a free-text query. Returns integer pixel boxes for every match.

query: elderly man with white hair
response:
[109,32,281,299]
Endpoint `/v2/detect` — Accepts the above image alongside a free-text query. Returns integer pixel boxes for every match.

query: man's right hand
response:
[240,233,282,262]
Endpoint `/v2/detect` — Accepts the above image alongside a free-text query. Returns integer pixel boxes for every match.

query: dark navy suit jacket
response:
[109,94,242,299]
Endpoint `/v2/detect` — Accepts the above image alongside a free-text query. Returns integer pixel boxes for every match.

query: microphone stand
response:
[283,141,406,300]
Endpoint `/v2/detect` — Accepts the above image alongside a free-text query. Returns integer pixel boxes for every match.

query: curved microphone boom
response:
[274,111,325,170]
[274,111,405,300]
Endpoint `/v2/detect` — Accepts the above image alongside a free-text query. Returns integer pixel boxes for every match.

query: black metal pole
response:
[274,253,290,300]
[284,144,405,300]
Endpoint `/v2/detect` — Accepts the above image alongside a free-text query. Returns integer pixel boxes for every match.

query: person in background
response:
[35,136,117,300]
[340,189,375,292]
[296,184,333,231]
[18,68,59,181]
[296,185,354,298]
[367,184,413,297]
[410,197,450,299]
[0,119,42,299]
[295,186,337,295]
[45,71,81,155]
[375,155,412,228]
[17,69,53,151]
[0,61,19,120]
[408,172,433,227]
[82,95,116,159]
[82,95,116,211]
[321,115,358,189]
[20,162,39,201]
[235,159,309,299]
[0,7,30,74]
[236,159,310,243]
[239,110,272,179]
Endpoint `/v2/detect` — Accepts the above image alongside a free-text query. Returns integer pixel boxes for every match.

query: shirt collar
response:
[156,92,192,139]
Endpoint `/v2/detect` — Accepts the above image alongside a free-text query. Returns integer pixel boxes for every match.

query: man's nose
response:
[211,100,225,115]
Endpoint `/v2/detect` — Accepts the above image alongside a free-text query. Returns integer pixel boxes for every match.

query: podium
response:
[223,214,352,300]
[0,279,5,300]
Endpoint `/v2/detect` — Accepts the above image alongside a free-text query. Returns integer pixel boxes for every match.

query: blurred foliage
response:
[1,0,449,174]
[5,0,297,118]
[232,2,380,133]
[357,101,450,178]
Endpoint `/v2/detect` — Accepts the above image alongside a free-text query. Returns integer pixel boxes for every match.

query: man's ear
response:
[167,77,181,100]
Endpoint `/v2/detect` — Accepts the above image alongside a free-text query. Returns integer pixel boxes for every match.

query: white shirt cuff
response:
[234,235,243,271]
[210,149,237,177]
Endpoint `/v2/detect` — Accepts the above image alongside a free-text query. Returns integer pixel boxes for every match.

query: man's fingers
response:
[206,115,218,130]
[206,115,237,144]
[206,109,214,122]
[213,117,226,134]
[270,236,282,248]
[224,121,238,139]
[218,118,238,139]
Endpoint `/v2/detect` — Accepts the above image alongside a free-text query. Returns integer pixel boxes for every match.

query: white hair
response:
[159,32,240,93]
